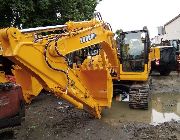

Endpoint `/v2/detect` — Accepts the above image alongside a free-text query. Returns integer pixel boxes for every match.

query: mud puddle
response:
[102,93,180,125]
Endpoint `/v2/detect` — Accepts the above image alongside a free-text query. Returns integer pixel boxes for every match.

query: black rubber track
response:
[129,84,150,110]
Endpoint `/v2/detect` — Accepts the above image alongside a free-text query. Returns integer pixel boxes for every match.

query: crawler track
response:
[129,81,150,110]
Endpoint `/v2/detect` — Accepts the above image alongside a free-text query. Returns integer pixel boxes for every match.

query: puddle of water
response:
[102,93,180,125]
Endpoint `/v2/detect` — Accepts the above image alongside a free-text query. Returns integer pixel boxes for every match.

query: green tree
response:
[115,29,123,38]
[0,0,101,28]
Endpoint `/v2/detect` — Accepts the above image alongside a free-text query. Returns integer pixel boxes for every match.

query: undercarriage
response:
[113,78,151,109]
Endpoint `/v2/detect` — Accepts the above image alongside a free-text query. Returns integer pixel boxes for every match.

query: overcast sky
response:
[96,0,180,38]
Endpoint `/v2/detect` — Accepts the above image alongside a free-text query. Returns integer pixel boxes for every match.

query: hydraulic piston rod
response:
[21,25,68,33]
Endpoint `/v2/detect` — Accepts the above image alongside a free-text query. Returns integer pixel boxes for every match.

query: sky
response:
[96,0,180,38]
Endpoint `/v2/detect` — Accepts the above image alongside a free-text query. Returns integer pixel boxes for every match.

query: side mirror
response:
[141,32,146,43]
[141,37,145,43]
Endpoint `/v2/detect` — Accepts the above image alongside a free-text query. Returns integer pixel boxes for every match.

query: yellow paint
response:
[12,66,43,103]
[150,47,160,61]
[0,71,7,83]
[119,64,149,81]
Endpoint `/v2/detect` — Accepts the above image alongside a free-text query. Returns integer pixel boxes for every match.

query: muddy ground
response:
[0,72,180,140]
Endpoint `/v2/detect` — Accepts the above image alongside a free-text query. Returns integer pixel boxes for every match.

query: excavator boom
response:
[0,19,119,118]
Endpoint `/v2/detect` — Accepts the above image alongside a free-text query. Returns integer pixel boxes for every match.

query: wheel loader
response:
[150,40,177,76]
[0,13,152,123]
[150,45,176,76]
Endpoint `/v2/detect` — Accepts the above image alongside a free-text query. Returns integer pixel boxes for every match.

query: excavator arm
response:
[0,19,119,118]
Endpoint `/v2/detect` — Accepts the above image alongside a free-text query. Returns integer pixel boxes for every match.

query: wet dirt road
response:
[0,72,180,140]
[102,93,180,125]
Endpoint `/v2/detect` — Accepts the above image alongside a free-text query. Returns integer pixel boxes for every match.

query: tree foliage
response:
[0,0,101,28]
[115,29,123,38]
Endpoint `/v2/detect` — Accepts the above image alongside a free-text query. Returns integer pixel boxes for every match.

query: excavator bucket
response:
[71,54,113,117]
[12,66,43,103]
[78,69,113,108]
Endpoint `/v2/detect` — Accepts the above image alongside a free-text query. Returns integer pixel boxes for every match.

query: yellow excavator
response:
[0,14,151,122]
[114,28,151,109]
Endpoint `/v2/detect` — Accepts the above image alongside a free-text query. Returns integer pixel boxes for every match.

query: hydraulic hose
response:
[44,38,71,94]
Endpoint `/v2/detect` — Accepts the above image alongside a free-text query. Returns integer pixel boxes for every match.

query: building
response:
[164,14,180,35]
[154,14,180,44]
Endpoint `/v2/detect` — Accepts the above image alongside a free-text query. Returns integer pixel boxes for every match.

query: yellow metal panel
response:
[13,66,43,103]
[0,72,7,83]
[119,64,149,81]
[150,47,160,60]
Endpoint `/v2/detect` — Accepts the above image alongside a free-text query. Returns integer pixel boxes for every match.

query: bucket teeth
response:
[80,55,110,71]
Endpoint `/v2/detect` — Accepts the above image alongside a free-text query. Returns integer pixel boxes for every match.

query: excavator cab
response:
[118,29,151,81]
[114,28,151,109]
